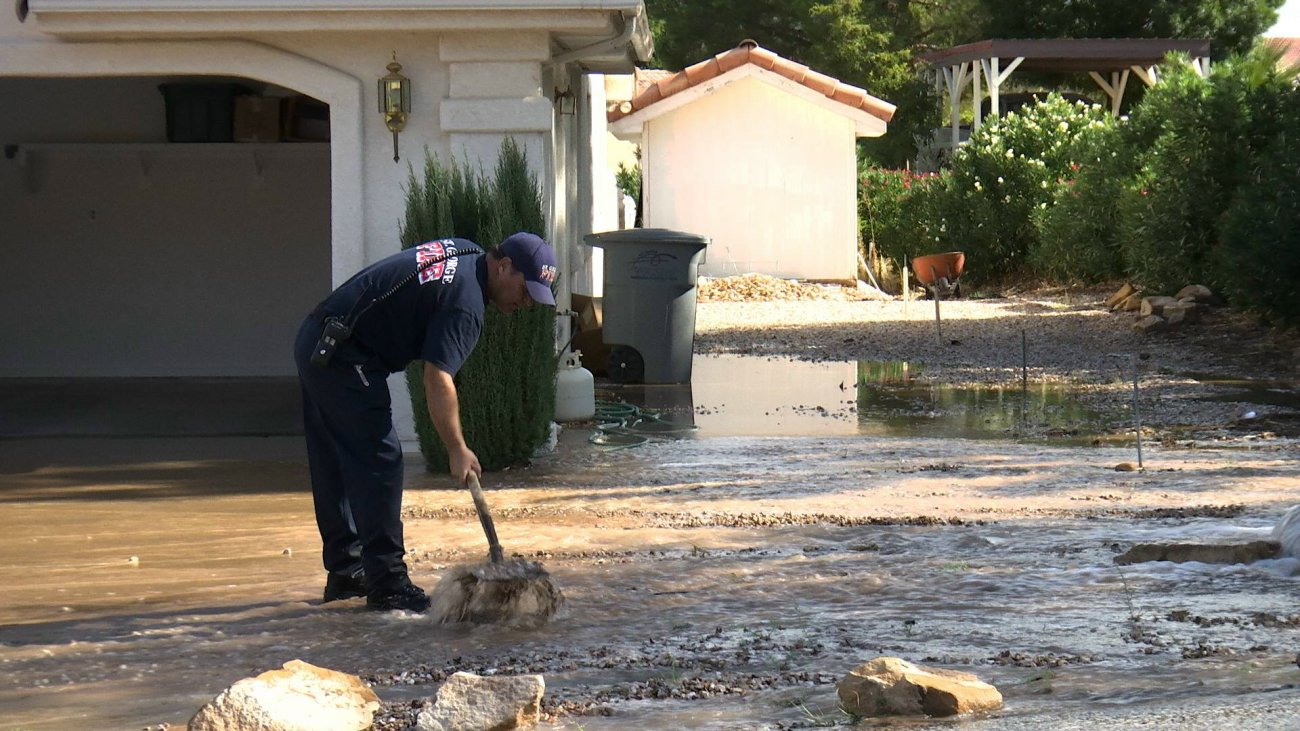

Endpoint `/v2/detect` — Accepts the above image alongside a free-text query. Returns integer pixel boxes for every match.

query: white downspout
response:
[542,12,640,354]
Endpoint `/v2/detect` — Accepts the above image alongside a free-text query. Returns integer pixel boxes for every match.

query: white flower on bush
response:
[997,176,1004,184]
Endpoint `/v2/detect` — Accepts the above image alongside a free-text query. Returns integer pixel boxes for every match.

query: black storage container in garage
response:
[158,83,250,143]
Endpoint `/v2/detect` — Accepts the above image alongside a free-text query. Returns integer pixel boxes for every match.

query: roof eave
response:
[29,0,645,11]
[609,64,892,137]
[24,0,649,39]
[919,38,1213,69]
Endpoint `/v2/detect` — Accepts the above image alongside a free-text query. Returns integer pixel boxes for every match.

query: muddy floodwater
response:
[2,357,1300,730]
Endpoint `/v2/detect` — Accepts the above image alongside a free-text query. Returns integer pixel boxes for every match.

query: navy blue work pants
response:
[294,315,407,588]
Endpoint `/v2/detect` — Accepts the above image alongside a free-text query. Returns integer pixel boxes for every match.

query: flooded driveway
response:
[2,359,1299,730]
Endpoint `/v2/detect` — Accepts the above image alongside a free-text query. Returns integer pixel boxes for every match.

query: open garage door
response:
[0,75,331,437]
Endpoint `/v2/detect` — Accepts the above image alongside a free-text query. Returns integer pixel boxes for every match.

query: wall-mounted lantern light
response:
[379,52,411,162]
[554,87,576,116]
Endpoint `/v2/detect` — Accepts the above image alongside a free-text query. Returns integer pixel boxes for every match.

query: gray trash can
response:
[583,228,710,384]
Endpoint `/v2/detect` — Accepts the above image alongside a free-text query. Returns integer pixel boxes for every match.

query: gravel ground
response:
[692,286,1299,437]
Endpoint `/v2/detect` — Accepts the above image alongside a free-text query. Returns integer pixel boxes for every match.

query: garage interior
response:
[0,75,331,437]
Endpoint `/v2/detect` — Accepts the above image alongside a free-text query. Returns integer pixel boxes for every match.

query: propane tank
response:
[554,350,595,421]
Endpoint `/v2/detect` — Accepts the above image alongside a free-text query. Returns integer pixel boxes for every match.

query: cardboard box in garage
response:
[233,95,282,143]
[569,294,608,376]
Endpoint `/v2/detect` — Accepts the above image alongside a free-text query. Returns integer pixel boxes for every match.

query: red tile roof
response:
[608,40,895,124]
[634,69,674,96]
[1266,37,1300,69]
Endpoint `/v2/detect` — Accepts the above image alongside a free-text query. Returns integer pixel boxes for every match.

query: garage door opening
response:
[0,75,331,437]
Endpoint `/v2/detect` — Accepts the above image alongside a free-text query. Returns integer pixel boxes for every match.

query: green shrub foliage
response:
[931,94,1113,283]
[1118,51,1295,294]
[859,167,946,269]
[399,139,557,473]
[858,46,1300,306]
[1030,118,1127,283]
[1215,92,1300,323]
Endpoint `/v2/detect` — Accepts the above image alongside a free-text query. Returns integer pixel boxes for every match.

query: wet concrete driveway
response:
[1,367,1299,730]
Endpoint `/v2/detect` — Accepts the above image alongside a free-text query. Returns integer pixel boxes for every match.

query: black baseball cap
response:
[498,232,557,306]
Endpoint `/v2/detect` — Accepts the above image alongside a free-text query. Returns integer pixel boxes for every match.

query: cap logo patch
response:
[538,264,558,284]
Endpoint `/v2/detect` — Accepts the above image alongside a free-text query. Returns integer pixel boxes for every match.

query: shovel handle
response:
[466,473,505,564]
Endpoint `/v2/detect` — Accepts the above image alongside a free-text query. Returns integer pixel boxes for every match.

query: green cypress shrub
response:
[1215,94,1300,323]
[399,139,557,472]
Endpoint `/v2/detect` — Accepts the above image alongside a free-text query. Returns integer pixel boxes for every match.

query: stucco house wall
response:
[0,0,647,441]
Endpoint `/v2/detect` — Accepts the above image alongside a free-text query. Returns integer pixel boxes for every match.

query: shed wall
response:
[643,76,858,281]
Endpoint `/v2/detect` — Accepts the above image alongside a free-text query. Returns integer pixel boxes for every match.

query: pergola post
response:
[980,56,1025,120]
[942,62,971,150]
[972,59,982,129]
[1089,69,1130,116]
[987,57,999,117]
[1131,64,1159,88]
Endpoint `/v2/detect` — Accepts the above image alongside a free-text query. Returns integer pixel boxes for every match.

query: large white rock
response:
[1115,541,1278,565]
[1274,505,1300,558]
[415,672,544,731]
[1139,296,1180,317]
[837,657,1002,718]
[1105,282,1137,310]
[1133,314,1166,334]
[1175,284,1215,303]
[188,659,379,731]
[1162,302,1200,326]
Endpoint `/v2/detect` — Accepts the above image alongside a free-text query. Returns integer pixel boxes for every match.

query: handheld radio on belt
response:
[311,244,484,368]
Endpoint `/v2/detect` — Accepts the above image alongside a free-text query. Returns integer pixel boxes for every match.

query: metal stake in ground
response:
[428,473,564,626]
[1107,353,1144,469]
[1021,329,1028,437]
[903,258,910,318]
[1131,354,1144,469]
[930,266,943,344]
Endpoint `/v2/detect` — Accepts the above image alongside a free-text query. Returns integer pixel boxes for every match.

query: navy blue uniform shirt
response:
[315,239,488,374]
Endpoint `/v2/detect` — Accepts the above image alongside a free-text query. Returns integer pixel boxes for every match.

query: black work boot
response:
[366,573,431,612]
[323,567,366,603]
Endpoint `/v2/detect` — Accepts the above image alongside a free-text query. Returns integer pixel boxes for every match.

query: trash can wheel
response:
[607,345,645,384]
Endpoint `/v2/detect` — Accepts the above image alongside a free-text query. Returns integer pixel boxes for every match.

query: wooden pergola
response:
[920,39,1212,150]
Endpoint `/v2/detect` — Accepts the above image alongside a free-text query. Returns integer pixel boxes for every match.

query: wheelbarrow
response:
[908,251,965,345]
[910,251,965,299]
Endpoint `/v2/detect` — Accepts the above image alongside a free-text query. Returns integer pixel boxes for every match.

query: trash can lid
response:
[583,228,711,247]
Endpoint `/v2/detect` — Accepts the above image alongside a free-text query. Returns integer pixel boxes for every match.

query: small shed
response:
[608,41,894,281]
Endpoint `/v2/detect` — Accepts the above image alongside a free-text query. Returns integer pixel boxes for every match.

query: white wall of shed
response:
[641,76,858,281]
